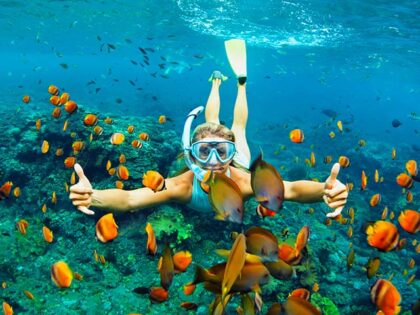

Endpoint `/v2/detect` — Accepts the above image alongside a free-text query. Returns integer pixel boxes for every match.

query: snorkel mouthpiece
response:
[182,106,208,181]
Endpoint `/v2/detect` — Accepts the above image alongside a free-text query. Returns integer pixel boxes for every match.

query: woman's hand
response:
[323,163,348,218]
[69,163,95,215]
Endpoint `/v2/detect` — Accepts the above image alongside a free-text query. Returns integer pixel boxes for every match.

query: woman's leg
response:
[205,78,222,124]
[231,84,251,164]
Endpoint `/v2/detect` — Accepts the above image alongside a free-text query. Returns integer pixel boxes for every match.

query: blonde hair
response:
[191,122,235,143]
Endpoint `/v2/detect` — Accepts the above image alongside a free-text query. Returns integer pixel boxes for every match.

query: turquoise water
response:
[0,1,419,314]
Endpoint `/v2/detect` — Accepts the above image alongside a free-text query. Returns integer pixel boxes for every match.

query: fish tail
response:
[193,265,209,284]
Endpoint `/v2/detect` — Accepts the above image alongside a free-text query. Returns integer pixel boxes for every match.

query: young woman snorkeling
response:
[69,71,348,219]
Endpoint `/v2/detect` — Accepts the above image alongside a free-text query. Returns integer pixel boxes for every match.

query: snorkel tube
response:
[182,106,208,181]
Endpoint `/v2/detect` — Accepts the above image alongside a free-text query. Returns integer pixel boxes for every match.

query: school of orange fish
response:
[0,86,419,315]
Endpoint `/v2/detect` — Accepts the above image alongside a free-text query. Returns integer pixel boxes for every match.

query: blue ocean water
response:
[0,1,419,314]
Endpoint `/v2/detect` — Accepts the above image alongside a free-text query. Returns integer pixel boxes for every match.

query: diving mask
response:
[191,139,236,164]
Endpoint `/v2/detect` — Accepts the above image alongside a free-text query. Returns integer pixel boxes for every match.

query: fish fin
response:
[215,249,230,257]
[193,265,210,284]
[245,253,262,264]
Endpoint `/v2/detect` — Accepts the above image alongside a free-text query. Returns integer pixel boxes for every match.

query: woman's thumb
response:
[74,163,86,180]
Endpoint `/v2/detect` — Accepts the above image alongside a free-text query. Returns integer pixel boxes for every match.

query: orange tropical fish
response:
[366,221,399,252]
[408,258,415,269]
[93,126,103,135]
[139,132,150,141]
[370,279,401,315]
[278,243,302,265]
[52,107,61,118]
[149,287,168,303]
[366,257,380,279]
[96,213,118,243]
[50,95,60,106]
[256,204,276,219]
[55,148,63,157]
[43,226,53,243]
[16,219,29,235]
[108,168,116,176]
[41,140,49,154]
[370,194,381,207]
[142,170,166,192]
[59,92,70,105]
[2,301,13,315]
[103,117,113,124]
[391,147,396,160]
[119,154,126,164]
[406,160,417,177]
[158,115,166,124]
[145,223,157,255]
[83,114,98,126]
[381,206,388,220]
[64,100,78,114]
[42,204,47,213]
[347,226,353,238]
[22,95,30,103]
[131,139,143,148]
[183,282,196,295]
[406,191,413,202]
[51,191,57,204]
[48,84,59,95]
[289,288,310,300]
[72,141,85,153]
[73,272,83,280]
[374,169,379,183]
[24,290,34,300]
[310,152,316,167]
[127,125,135,133]
[117,165,129,180]
[312,282,319,292]
[338,156,350,168]
[396,173,413,189]
[361,170,367,190]
[110,133,125,145]
[289,129,304,143]
[358,139,366,147]
[323,155,332,164]
[180,302,198,311]
[13,187,20,198]
[64,157,76,168]
[115,180,124,189]
[106,160,112,171]
[397,209,419,234]
[158,244,174,291]
[173,251,192,273]
[35,119,41,131]
[295,226,310,257]
[51,261,73,288]
[70,171,76,185]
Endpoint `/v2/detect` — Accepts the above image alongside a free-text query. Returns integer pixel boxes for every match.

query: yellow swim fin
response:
[224,39,247,81]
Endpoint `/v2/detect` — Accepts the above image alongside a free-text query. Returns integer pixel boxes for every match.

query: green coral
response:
[147,205,193,244]
[310,293,340,315]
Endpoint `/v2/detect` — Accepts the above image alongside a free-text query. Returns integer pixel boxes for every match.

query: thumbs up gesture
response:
[323,163,348,218]
[69,163,95,215]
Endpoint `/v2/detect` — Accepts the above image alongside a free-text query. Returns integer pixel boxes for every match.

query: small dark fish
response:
[129,80,136,86]
[152,96,158,101]
[321,109,338,118]
[17,85,24,88]
[138,47,147,54]
[59,63,68,69]
[160,56,167,61]
[160,75,169,79]
[125,38,132,44]
[113,78,119,82]
[130,60,138,65]
[107,43,116,50]
[143,60,150,66]
[146,37,153,41]
[95,88,101,93]
[38,79,42,85]
[143,55,150,61]
[97,35,102,41]
[170,61,179,65]
[86,80,96,86]
[158,63,165,69]
[391,119,402,128]
[115,98,123,104]
[265,75,271,79]
[139,63,145,68]
[137,87,143,91]
[193,54,204,59]
[133,287,149,294]
[167,34,176,38]
[100,43,105,52]
[150,72,157,78]
[376,96,381,101]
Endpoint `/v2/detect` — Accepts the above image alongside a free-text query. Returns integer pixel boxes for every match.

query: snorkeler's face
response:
[192,137,235,173]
